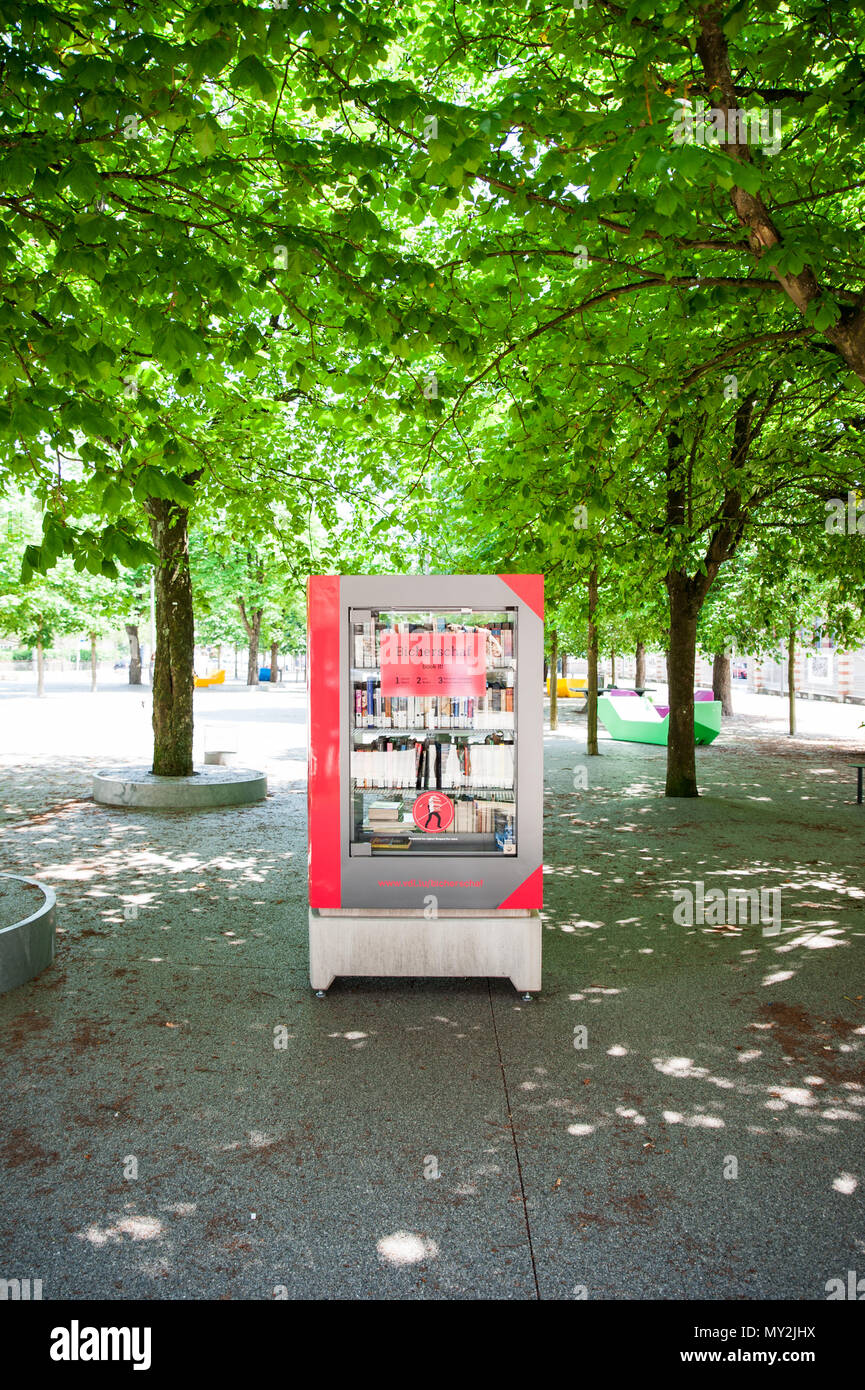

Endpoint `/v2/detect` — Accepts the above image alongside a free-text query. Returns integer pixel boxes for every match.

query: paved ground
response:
[1,676,863,1299]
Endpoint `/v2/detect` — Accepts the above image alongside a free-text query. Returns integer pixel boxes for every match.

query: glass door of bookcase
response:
[349,608,517,856]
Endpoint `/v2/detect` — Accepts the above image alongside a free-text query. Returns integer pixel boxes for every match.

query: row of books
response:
[455,800,515,836]
[358,795,516,839]
[486,623,515,663]
[353,617,381,669]
[350,737,515,790]
[354,684,514,729]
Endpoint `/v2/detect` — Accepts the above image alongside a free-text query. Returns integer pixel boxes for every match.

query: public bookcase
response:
[307,574,544,996]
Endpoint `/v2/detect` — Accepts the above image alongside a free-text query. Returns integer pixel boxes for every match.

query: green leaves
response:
[155,321,207,367]
[101,477,129,514]
[50,284,79,318]
[229,55,276,100]
[64,162,102,202]
[805,296,842,331]
[2,0,863,673]
[346,205,384,240]
[654,184,682,217]
[133,468,196,507]
[721,0,749,39]
[4,154,32,193]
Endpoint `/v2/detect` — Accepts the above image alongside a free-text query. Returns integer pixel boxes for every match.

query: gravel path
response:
[0,875,44,929]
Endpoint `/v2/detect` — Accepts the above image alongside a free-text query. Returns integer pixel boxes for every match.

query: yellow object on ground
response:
[194,669,226,688]
[546,676,587,697]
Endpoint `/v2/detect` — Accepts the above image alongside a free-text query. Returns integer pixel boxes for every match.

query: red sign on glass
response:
[413,791,454,833]
[380,631,486,697]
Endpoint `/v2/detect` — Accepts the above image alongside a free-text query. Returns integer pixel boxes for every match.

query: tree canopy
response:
[2,0,864,788]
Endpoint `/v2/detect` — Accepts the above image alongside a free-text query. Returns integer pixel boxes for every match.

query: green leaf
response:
[229,55,277,99]
[5,154,32,193]
[133,467,196,506]
[65,163,101,201]
[192,121,217,157]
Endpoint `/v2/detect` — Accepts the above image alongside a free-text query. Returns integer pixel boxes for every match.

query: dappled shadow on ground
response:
[0,760,100,822]
[536,720,865,1267]
[1,793,307,970]
[0,709,863,1297]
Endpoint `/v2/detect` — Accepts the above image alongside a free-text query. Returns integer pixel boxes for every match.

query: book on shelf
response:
[474,799,511,834]
[368,800,403,823]
[352,687,514,731]
[453,797,515,835]
[361,795,515,840]
[487,620,514,663]
[353,616,380,669]
[351,737,514,791]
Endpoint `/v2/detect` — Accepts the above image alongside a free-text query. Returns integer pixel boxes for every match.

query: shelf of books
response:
[349,609,517,856]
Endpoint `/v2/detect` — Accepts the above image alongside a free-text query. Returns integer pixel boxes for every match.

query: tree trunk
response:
[216,643,222,673]
[610,649,616,686]
[587,566,599,755]
[146,498,195,777]
[795,628,801,739]
[126,623,142,684]
[549,629,558,731]
[712,652,733,715]
[89,632,98,692]
[238,599,263,685]
[694,7,865,388]
[665,576,700,797]
[657,405,749,794]
[635,640,646,690]
[36,634,44,698]
[270,640,279,683]
[247,639,259,686]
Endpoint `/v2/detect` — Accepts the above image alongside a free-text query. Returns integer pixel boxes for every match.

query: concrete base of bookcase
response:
[308,907,541,995]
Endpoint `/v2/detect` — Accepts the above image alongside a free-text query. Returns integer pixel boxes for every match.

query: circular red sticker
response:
[412,791,454,833]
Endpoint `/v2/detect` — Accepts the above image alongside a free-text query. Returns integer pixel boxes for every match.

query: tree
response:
[114,568,150,685]
[0,550,114,696]
[0,2,474,770]
[364,0,865,792]
[191,526,307,685]
[700,511,865,733]
[146,495,195,772]
[63,568,128,692]
[7,1,865,793]
[424,293,863,790]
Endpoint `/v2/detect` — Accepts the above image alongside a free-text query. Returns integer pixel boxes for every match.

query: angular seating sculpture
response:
[598,691,721,746]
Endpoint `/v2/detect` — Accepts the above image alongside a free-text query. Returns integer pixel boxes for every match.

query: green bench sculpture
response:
[597,692,722,746]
